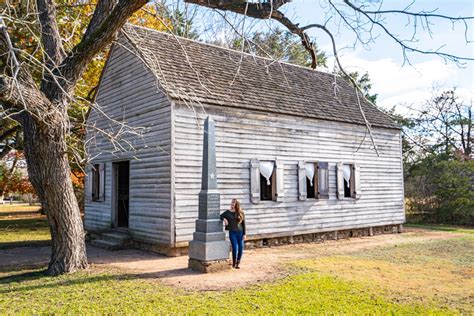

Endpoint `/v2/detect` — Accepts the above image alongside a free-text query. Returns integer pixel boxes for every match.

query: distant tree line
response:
[393,90,473,226]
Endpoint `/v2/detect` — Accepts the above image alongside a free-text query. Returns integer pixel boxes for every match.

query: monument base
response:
[188,258,231,273]
[188,239,230,261]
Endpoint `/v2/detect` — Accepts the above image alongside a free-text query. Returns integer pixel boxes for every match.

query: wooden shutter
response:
[297,161,307,201]
[275,159,284,202]
[353,163,361,200]
[85,167,93,203]
[336,162,344,200]
[317,162,329,199]
[98,163,106,202]
[250,159,260,204]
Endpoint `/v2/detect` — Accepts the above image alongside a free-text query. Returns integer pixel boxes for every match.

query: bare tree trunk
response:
[21,114,88,275]
[1,0,149,276]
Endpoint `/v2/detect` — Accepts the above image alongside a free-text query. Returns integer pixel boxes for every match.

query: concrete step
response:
[100,231,131,242]
[113,227,129,233]
[90,228,132,250]
[91,238,124,250]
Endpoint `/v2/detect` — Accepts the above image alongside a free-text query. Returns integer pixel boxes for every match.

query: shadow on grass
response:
[0,217,50,249]
[0,268,197,293]
[0,240,51,250]
[0,211,42,218]
[0,263,48,274]
[0,271,128,293]
[0,217,48,227]
[0,270,48,284]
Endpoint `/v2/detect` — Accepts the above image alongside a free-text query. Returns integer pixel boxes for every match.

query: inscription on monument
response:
[199,193,220,219]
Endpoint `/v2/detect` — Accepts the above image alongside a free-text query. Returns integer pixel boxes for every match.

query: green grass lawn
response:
[293,235,474,314]
[0,205,50,248]
[405,223,474,235]
[0,267,459,315]
[0,207,472,314]
[0,204,41,216]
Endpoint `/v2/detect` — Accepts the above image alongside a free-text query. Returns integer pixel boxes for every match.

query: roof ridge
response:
[118,23,399,130]
[123,23,335,78]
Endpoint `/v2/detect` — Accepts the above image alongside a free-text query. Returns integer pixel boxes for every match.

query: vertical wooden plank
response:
[98,163,106,202]
[275,158,285,202]
[298,161,307,201]
[250,158,260,204]
[111,162,117,228]
[85,167,92,203]
[92,164,98,201]
[353,163,361,200]
[170,101,176,247]
[336,162,344,200]
[399,132,406,222]
[317,162,329,199]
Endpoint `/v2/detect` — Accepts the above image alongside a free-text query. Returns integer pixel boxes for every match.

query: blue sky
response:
[194,0,473,115]
[282,0,474,113]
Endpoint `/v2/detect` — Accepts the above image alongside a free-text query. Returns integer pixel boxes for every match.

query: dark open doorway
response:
[114,161,130,228]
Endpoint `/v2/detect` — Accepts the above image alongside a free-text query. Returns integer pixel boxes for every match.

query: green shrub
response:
[405,158,473,226]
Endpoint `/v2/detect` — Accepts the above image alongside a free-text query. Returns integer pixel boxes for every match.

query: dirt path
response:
[0,227,463,291]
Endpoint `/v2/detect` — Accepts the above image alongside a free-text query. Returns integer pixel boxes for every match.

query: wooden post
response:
[397,224,403,233]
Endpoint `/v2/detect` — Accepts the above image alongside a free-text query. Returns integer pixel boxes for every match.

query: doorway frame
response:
[111,160,130,228]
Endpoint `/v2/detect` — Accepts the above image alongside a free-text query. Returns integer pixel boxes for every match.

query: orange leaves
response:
[0,166,35,196]
[71,170,85,190]
[129,5,171,32]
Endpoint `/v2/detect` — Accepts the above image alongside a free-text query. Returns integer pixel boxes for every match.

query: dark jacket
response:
[220,210,246,235]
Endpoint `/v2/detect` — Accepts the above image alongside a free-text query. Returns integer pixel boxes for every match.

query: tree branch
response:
[184,0,289,17]
[83,0,118,41]
[341,0,474,64]
[37,0,65,69]
[185,0,318,68]
[0,75,59,126]
[0,21,58,125]
[361,8,474,21]
[47,0,148,102]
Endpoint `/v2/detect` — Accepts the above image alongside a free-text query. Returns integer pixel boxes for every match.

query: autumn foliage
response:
[0,152,35,197]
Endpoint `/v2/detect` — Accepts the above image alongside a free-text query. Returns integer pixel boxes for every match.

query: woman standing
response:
[220,199,246,269]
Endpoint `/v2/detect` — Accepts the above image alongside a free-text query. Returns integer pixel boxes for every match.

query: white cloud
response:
[455,87,474,103]
[326,51,472,115]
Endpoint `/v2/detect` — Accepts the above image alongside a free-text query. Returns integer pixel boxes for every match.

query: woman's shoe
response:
[235,260,240,269]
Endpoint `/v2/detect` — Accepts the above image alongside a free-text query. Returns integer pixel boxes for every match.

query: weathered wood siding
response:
[84,41,173,245]
[173,103,405,245]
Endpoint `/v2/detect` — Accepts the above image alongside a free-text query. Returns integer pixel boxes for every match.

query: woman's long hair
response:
[233,199,244,224]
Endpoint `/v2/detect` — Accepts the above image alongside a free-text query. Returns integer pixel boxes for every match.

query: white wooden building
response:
[84,25,405,255]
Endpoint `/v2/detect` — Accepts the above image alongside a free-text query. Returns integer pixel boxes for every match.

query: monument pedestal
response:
[188,258,230,273]
[188,116,230,272]
[189,239,231,272]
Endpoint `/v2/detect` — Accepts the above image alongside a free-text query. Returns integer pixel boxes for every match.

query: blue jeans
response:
[229,231,244,262]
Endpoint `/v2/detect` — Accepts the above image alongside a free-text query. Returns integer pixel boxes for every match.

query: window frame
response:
[305,162,317,199]
[343,163,356,199]
[91,163,100,202]
[260,162,277,201]
[303,160,330,200]
[316,162,329,199]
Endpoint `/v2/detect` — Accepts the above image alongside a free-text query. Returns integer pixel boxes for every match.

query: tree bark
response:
[21,113,88,275]
[1,0,149,276]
